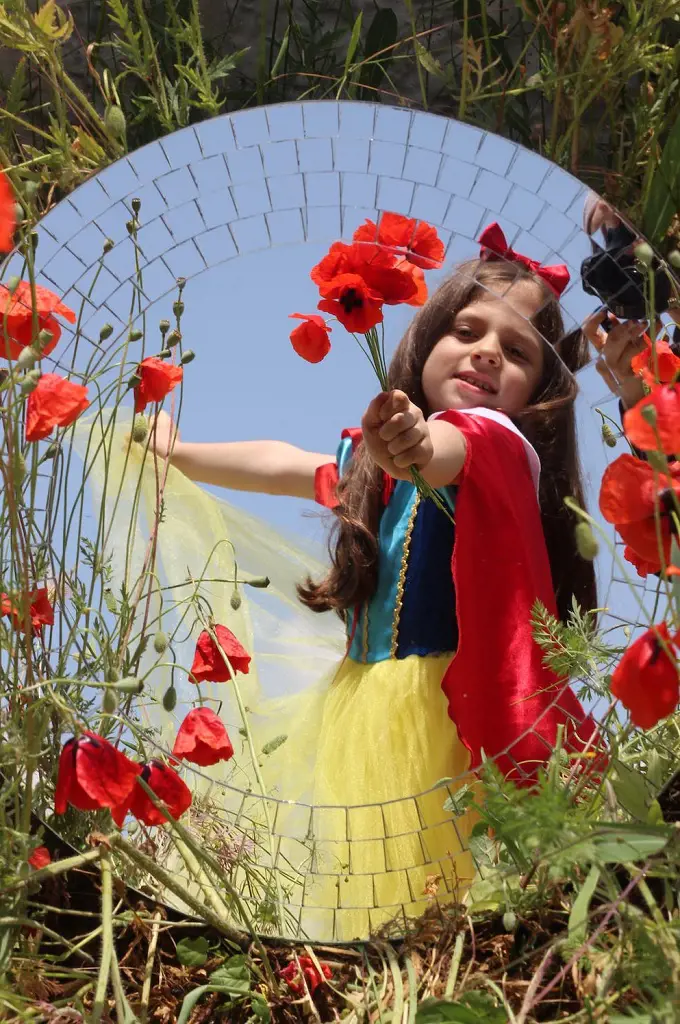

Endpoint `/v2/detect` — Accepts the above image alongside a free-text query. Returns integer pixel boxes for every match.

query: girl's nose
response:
[471,334,502,366]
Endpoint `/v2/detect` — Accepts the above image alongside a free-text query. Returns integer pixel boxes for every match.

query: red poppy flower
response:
[172,707,234,767]
[310,241,394,290]
[111,759,192,827]
[289,313,332,363]
[26,373,90,442]
[28,846,51,869]
[0,168,16,253]
[353,212,445,269]
[280,956,332,996]
[317,273,385,333]
[190,624,251,683]
[394,257,427,307]
[134,357,183,413]
[55,731,142,815]
[610,623,679,729]
[599,453,680,575]
[1,587,54,635]
[631,337,680,388]
[623,384,680,455]
[0,282,76,361]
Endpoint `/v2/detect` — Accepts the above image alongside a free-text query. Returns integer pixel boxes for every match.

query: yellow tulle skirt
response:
[72,413,479,942]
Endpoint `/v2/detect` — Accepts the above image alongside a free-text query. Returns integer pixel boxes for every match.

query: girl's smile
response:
[421,280,547,416]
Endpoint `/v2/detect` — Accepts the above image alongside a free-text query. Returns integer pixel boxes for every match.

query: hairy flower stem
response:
[91,850,113,1024]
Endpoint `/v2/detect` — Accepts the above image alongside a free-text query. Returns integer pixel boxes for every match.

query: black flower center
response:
[340,288,364,313]
[659,488,679,534]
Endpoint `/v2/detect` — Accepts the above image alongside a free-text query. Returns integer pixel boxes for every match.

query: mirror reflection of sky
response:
[1,101,666,648]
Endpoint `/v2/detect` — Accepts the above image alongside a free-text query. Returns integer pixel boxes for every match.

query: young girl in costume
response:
[150,229,599,939]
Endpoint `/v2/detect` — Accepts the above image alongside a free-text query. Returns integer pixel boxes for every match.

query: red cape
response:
[315,411,601,783]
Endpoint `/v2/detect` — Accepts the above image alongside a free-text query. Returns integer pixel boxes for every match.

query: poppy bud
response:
[158,348,172,359]
[23,181,38,201]
[105,104,126,138]
[31,231,39,250]
[162,686,177,712]
[21,369,41,395]
[103,238,114,254]
[180,349,195,365]
[601,423,617,447]
[132,414,148,443]
[132,198,141,215]
[13,452,25,487]
[261,734,287,755]
[106,666,120,682]
[641,404,657,427]
[16,346,38,371]
[669,250,680,270]
[159,319,170,336]
[100,324,114,341]
[126,220,137,235]
[14,201,24,221]
[245,576,270,589]
[575,522,599,561]
[111,676,143,694]
[153,630,168,654]
[104,588,118,614]
[173,300,184,318]
[39,442,59,463]
[127,373,142,389]
[230,589,241,611]
[36,329,53,353]
[129,329,143,342]
[166,330,181,348]
[502,911,517,932]
[7,276,20,294]
[103,687,118,714]
[634,242,653,267]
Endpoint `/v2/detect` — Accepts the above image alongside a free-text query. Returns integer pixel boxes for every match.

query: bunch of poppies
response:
[599,340,680,730]
[54,623,250,825]
[288,211,444,364]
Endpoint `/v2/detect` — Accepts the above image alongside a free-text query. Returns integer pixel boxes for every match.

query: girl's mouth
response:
[453,373,498,396]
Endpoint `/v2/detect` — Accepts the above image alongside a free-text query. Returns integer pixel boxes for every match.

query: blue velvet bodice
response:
[338,437,458,663]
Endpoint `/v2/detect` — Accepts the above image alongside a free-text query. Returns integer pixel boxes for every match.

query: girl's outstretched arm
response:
[148,410,333,500]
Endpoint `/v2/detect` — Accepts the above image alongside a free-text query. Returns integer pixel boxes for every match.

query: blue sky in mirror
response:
[0,101,662,642]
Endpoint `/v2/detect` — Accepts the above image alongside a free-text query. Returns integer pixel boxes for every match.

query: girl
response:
[150,242,599,938]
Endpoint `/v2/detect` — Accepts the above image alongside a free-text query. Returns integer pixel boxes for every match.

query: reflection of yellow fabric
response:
[257,652,478,941]
[71,411,477,942]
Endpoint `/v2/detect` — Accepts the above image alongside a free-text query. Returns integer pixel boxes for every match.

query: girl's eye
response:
[456,326,474,339]
[507,344,527,361]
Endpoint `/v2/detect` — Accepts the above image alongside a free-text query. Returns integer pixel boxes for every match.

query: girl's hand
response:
[148,409,181,458]
[583,310,648,410]
[361,390,434,478]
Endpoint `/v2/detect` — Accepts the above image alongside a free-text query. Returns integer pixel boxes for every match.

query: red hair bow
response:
[478,222,570,298]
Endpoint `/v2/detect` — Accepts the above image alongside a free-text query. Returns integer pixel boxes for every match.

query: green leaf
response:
[416,993,505,1023]
[565,864,600,954]
[414,40,445,79]
[593,830,669,863]
[443,783,475,817]
[270,25,289,79]
[209,954,251,995]
[611,760,652,821]
[361,8,398,90]
[344,12,363,76]
[643,112,680,245]
[250,993,271,1022]
[176,935,210,967]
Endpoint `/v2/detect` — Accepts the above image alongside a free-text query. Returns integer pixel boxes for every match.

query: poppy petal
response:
[172,707,234,767]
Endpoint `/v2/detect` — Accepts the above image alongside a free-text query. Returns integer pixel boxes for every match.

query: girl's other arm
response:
[148,410,333,500]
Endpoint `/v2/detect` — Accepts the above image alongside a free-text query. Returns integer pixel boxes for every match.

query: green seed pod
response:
[669,250,680,270]
[245,576,270,589]
[601,422,617,448]
[16,346,38,371]
[575,522,599,561]
[128,373,142,389]
[230,589,242,611]
[31,231,39,250]
[159,319,170,336]
[158,348,172,359]
[153,630,169,654]
[106,666,120,682]
[176,277,186,292]
[261,734,287,755]
[105,104,127,139]
[103,687,118,714]
[641,403,657,426]
[131,197,141,214]
[36,329,53,352]
[634,241,654,267]
[129,329,143,342]
[23,180,38,201]
[166,330,181,348]
[99,323,114,341]
[14,201,24,222]
[173,300,184,318]
[103,238,114,254]
[111,676,143,694]
[162,686,177,712]
[40,442,59,463]
[502,911,517,932]
[180,349,195,365]
[126,219,137,235]
[21,369,41,395]
[132,414,148,443]
[103,588,118,614]
[13,452,25,487]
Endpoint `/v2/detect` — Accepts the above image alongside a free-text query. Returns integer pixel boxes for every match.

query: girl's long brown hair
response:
[298,260,597,624]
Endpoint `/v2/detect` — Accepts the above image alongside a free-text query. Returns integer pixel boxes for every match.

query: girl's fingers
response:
[379,389,410,421]
[393,443,430,469]
[362,392,390,431]
[378,409,417,442]
[387,426,425,456]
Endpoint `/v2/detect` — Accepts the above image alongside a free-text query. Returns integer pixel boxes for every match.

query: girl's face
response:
[421,280,547,416]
